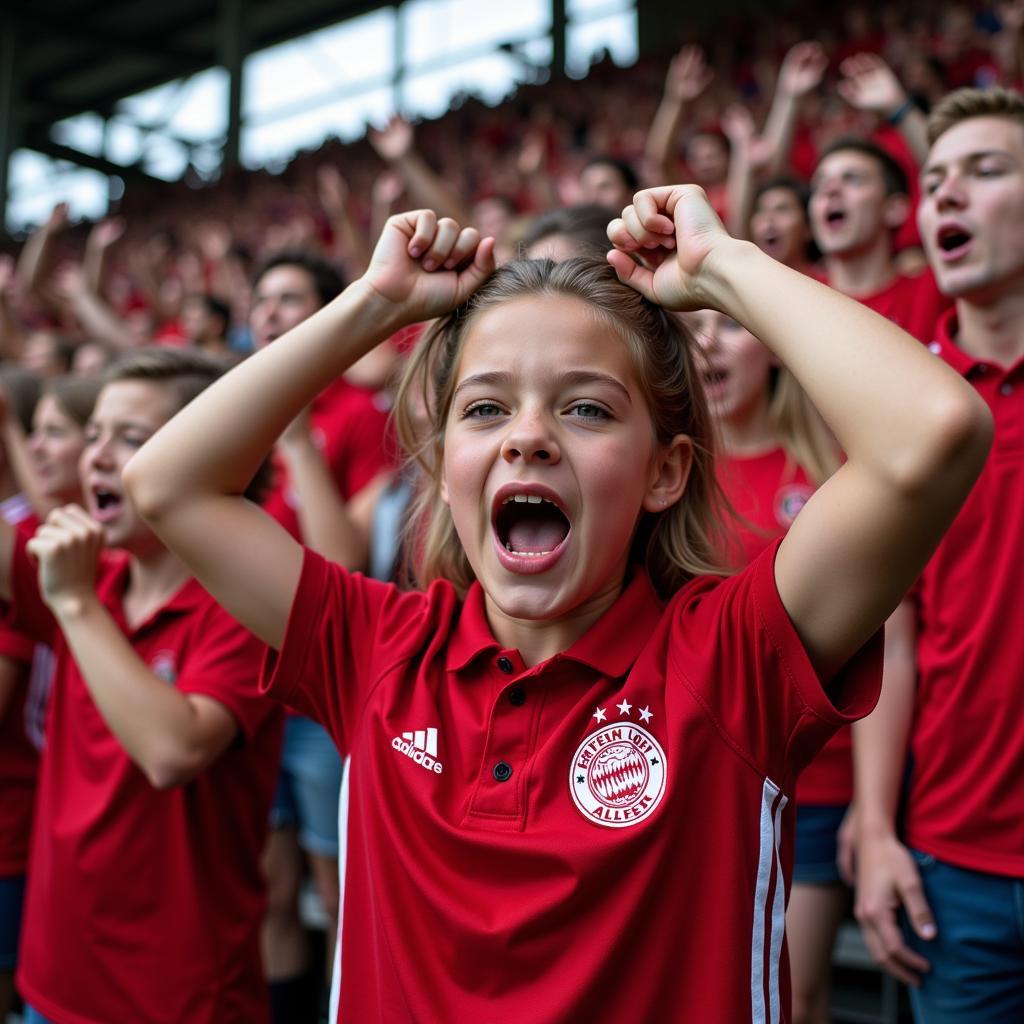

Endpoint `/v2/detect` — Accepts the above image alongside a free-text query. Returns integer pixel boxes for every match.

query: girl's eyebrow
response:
[453,370,632,404]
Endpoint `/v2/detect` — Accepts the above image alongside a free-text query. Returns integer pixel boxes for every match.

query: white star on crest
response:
[638,705,653,723]
[616,699,632,716]
[593,706,607,723]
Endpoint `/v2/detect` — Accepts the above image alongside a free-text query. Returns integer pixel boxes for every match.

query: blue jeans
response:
[269,715,343,857]
[903,849,1024,1023]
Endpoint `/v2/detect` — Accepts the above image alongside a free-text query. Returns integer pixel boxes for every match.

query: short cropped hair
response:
[817,137,909,197]
[252,251,346,309]
[581,155,639,193]
[105,348,270,502]
[927,86,1024,145]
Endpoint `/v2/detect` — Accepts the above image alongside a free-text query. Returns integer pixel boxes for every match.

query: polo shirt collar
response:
[446,570,664,678]
[932,307,1024,378]
[97,554,208,633]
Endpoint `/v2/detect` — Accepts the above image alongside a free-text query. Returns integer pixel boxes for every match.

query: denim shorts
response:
[269,715,344,858]
[792,803,848,885]
[0,873,25,970]
[903,848,1024,1023]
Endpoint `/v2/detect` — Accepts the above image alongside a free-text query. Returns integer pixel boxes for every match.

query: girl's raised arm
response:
[608,185,992,680]
[125,213,494,648]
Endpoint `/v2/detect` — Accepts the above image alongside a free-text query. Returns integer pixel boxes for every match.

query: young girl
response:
[125,188,991,1022]
[694,309,848,1022]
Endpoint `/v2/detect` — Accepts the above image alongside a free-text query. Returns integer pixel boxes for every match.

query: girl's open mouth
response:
[492,491,572,573]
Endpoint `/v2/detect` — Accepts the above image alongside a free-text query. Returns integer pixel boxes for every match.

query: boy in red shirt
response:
[0,348,281,1024]
[853,87,1024,1020]
[810,138,951,342]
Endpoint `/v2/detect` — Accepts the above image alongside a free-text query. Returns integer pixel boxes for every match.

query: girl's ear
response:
[642,434,694,513]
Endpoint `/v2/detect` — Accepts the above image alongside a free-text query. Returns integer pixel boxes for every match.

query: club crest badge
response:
[570,715,666,829]
[774,483,814,527]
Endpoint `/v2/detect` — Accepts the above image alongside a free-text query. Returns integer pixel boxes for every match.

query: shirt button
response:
[1000,382,1014,395]
[493,761,513,783]
[508,686,526,706]
[497,656,514,674]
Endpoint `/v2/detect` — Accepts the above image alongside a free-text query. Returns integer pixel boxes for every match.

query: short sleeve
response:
[4,531,57,647]
[668,539,882,785]
[175,597,279,743]
[260,548,447,754]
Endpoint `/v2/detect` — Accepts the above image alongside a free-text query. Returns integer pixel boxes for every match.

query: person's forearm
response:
[17,221,55,297]
[643,97,686,184]
[700,240,989,480]
[854,601,916,839]
[725,142,756,239]
[277,435,371,568]
[762,92,798,176]
[895,108,929,167]
[0,294,24,362]
[394,153,470,223]
[51,592,223,787]
[70,289,136,350]
[126,279,402,515]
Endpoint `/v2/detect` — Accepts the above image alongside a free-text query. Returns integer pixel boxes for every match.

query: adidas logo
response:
[391,727,443,775]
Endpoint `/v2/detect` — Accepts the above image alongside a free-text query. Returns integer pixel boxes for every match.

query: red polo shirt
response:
[0,502,39,877]
[716,449,851,806]
[0,624,36,877]
[904,309,1024,877]
[837,269,951,344]
[262,543,881,1022]
[8,534,282,1024]
[262,378,393,540]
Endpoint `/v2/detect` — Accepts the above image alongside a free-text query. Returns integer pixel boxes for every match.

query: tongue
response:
[508,514,568,554]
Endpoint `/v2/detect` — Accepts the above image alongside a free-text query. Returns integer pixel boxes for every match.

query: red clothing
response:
[0,625,36,876]
[8,535,282,1024]
[262,378,393,541]
[0,504,39,876]
[905,310,1024,876]
[717,450,852,805]
[262,544,881,1022]
[844,270,951,344]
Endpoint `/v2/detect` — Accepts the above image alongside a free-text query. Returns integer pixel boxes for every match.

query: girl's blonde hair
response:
[769,369,841,486]
[392,256,730,598]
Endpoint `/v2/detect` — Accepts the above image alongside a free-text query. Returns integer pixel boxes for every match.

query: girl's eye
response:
[568,402,609,420]
[463,402,504,419]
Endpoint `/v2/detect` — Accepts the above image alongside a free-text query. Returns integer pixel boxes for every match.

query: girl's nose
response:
[500,413,560,465]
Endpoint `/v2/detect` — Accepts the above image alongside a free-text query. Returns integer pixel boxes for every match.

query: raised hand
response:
[720,104,776,170]
[838,53,909,118]
[0,254,15,295]
[317,164,349,213]
[369,116,415,162]
[52,262,86,300]
[88,218,125,250]
[26,505,104,610]
[372,170,405,208]
[664,45,714,103]
[361,210,495,323]
[47,202,70,233]
[854,834,935,986]
[606,185,733,311]
[777,41,829,99]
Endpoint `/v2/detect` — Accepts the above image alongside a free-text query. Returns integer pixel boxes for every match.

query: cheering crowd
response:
[0,2,1022,1022]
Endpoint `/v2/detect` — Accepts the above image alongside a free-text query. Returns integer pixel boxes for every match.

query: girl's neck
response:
[484,571,627,668]
[124,545,191,630]
[720,391,777,457]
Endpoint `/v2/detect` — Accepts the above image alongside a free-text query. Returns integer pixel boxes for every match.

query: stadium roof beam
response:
[22,130,165,187]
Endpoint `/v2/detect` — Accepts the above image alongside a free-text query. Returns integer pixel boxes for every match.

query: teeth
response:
[504,541,553,557]
[503,494,557,506]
